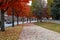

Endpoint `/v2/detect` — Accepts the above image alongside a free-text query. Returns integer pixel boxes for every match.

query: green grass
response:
[34,22,60,33]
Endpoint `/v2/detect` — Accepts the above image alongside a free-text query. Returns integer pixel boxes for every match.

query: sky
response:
[27,0,47,6]
[42,0,47,8]
[27,1,32,6]
[45,0,47,3]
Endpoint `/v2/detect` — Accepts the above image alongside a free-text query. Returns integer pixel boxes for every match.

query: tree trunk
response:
[12,8,14,27]
[22,17,24,24]
[40,18,42,22]
[17,14,19,25]
[1,10,5,31]
[29,18,31,23]
[37,18,39,22]
[27,17,28,23]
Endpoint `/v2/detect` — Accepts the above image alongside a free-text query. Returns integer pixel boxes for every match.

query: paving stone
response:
[19,24,60,40]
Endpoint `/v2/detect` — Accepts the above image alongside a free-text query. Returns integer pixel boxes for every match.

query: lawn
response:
[34,22,60,33]
[0,25,23,40]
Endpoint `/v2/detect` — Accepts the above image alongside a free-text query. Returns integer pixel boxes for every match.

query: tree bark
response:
[17,14,19,25]
[40,18,42,22]
[27,17,28,23]
[37,18,39,22]
[12,8,14,27]
[29,18,31,23]
[1,10,5,31]
[22,17,24,24]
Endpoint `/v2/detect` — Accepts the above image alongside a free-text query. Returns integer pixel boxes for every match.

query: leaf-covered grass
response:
[0,25,23,40]
[34,22,60,33]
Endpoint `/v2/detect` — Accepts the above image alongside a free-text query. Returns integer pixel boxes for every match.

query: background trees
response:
[51,0,60,20]
[47,0,53,15]
[32,0,42,18]
[32,0,48,22]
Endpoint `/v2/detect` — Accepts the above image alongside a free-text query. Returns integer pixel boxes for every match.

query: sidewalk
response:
[19,24,60,40]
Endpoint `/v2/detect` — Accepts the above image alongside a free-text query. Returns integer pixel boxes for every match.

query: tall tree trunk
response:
[27,17,28,23]
[17,14,19,25]
[12,8,14,27]
[40,18,42,22]
[29,18,31,23]
[1,10,5,31]
[37,18,39,22]
[22,17,24,24]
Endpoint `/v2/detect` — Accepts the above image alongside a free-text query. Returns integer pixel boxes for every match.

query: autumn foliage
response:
[0,0,32,18]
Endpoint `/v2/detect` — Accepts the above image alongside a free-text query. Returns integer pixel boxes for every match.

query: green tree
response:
[32,0,43,22]
[51,0,60,20]
[47,0,53,15]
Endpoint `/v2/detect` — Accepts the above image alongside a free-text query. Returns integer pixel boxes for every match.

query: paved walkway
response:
[19,24,60,40]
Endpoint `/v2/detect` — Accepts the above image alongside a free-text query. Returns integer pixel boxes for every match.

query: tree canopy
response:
[51,0,60,20]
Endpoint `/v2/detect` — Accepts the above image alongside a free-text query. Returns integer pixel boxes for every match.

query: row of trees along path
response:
[0,0,32,31]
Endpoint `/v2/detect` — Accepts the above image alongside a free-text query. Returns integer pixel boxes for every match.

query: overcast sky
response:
[27,0,47,6]
[42,0,47,8]
[27,1,32,6]
[45,0,47,3]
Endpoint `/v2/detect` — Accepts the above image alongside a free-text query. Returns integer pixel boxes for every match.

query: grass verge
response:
[34,22,60,33]
[0,25,23,40]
